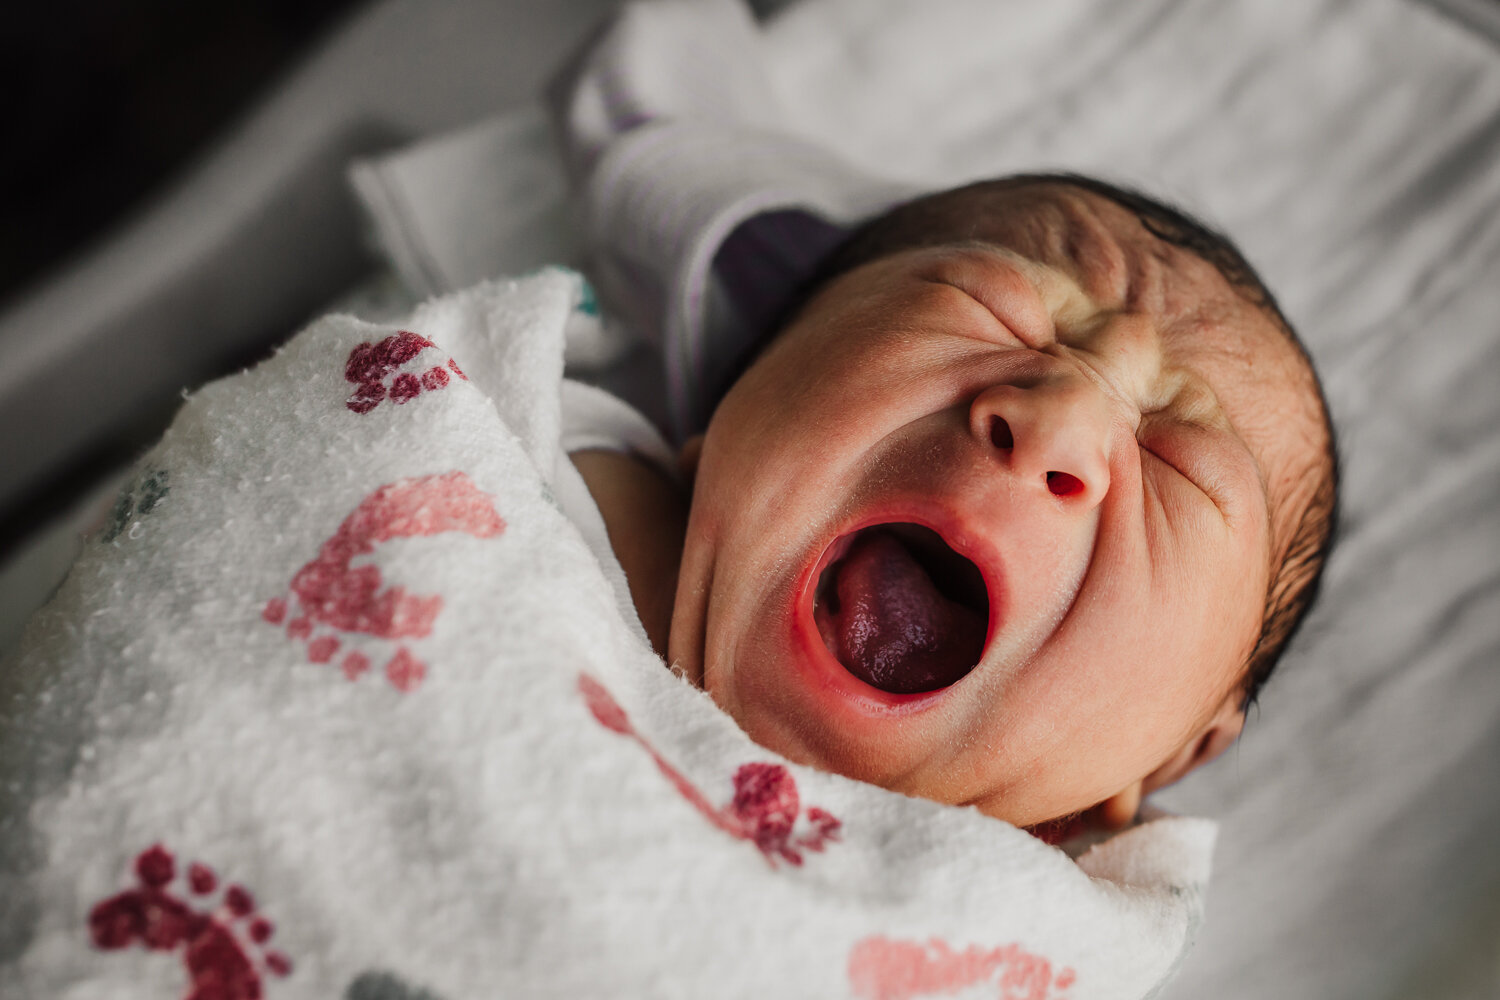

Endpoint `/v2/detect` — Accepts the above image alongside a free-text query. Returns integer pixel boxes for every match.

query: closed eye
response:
[1137,418,1260,526]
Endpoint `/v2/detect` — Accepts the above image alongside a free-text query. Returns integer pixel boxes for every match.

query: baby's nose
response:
[968,376,1112,508]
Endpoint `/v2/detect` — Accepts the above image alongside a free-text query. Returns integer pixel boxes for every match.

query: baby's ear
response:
[1143,695,1246,796]
[1094,696,1245,831]
[678,434,706,484]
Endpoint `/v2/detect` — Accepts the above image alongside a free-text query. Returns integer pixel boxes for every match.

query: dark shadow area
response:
[0,0,368,309]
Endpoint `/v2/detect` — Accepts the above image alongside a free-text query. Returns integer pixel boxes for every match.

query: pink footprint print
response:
[848,936,1076,1000]
[89,844,291,1000]
[344,330,468,414]
[578,673,841,866]
[263,471,504,691]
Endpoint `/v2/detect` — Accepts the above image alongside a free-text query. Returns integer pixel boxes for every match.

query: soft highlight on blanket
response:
[0,270,1213,1000]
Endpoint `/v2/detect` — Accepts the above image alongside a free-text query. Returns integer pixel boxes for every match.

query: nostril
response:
[990,417,1014,450]
[1046,471,1084,497]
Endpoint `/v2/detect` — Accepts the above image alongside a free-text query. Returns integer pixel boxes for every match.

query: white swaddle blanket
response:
[1,269,1213,1000]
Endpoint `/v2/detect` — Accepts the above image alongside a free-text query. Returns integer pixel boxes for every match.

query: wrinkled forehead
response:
[928,182,1250,321]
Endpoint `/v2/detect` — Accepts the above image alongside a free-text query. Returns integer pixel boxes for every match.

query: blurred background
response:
[2,0,366,311]
[1,0,370,561]
[0,0,628,654]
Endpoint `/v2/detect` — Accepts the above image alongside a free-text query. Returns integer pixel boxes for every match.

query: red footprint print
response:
[263,471,504,691]
[578,673,841,866]
[848,936,1076,1000]
[89,844,291,1000]
[344,331,467,414]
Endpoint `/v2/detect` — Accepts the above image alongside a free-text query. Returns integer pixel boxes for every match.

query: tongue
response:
[816,530,986,694]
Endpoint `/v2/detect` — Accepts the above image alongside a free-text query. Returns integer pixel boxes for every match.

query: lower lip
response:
[790,517,995,717]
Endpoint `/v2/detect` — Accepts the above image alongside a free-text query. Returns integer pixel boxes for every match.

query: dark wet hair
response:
[774,172,1340,708]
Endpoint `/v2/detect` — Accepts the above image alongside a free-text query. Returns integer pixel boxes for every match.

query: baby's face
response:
[670,184,1325,828]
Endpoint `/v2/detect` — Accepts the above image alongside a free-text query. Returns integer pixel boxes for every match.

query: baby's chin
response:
[723,695,1107,834]
[696,517,1032,817]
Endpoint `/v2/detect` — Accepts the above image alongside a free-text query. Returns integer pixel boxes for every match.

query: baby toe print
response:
[343,331,469,414]
[848,936,1075,1000]
[264,471,504,692]
[88,844,292,1000]
[578,673,841,867]
[729,763,840,865]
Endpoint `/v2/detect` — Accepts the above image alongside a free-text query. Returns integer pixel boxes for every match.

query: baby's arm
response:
[570,449,687,659]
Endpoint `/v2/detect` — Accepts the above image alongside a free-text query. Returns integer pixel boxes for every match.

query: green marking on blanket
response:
[102,468,171,543]
[577,277,600,316]
[137,470,169,515]
[539,480,563,514]
[345,971,447,1000]
[515,265,598,317]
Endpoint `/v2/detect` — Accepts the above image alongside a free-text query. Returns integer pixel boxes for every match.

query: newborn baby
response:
[574,173,1338,835]
[0,174,1332,1000]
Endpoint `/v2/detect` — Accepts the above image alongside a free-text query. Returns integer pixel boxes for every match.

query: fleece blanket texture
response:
[1,269,1211,1000]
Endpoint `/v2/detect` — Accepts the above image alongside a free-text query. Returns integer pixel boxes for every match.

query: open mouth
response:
[812,523,989,695]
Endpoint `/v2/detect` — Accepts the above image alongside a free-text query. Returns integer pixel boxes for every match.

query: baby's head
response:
[669,174,1338,831]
